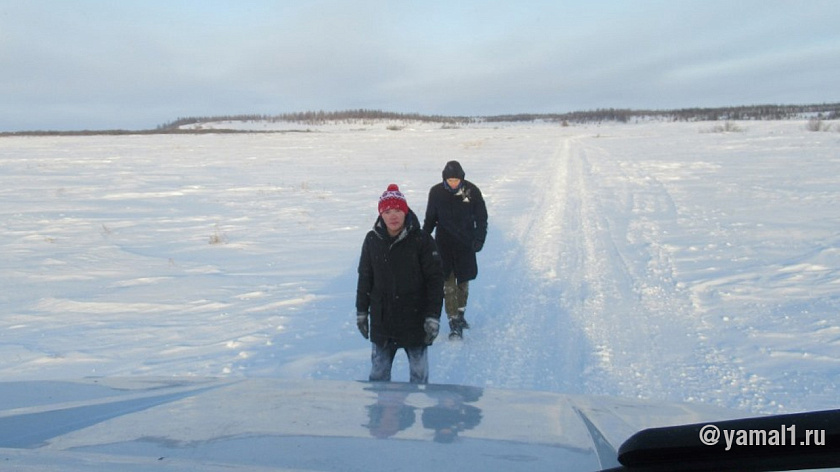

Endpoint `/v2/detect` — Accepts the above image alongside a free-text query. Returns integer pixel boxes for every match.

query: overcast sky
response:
[2,0,838,131]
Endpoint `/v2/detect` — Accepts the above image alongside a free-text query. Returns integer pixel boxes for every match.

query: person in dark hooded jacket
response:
[356,184,444,384]
[423,161,488,339]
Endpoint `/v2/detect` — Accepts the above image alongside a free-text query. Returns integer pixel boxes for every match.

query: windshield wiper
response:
[608,408,840,471]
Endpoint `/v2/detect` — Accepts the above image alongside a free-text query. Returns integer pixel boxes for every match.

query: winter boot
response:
[448,318,463,340]
[457,309,470,329]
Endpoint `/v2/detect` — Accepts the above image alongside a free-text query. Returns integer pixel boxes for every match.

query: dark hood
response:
[442,160,465,181]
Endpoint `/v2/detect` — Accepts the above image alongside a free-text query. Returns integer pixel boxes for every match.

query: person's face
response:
[446,178,461,190]
[382,208,406,235]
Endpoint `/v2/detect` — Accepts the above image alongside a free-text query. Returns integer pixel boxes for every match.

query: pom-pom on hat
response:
[378,184,409,215]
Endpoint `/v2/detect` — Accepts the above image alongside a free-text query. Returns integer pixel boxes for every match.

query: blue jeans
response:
[370,340,429,384]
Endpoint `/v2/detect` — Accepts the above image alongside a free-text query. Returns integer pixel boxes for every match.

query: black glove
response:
[472,239,484,252]
[357,311,369,339]
[424,317,440,344]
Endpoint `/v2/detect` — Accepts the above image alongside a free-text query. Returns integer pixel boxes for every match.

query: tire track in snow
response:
[588,152,773,410]
[566,140,705,400]
[434,130,765,409]
[435,136,588,393]
[571,141,769,409]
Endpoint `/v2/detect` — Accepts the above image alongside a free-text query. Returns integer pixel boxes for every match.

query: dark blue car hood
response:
[0,377,746,471]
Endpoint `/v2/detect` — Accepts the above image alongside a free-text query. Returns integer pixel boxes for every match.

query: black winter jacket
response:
[356,210,444,347]
[423,180,488,283]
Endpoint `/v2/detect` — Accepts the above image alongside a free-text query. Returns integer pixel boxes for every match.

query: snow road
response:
[1,120,838,416]
[437,131,749,406]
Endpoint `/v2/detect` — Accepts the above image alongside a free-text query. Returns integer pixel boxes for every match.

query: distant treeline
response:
[485,103,840,124]
[0,128,274,137]
[158,103,839,130]
[3,103,838,137]
[156,110,472,130]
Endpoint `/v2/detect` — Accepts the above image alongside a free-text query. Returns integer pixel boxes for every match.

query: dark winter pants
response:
[443,272,469,321]
[369,340,428,384]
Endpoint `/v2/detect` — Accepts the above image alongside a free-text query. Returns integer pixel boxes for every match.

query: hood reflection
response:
[363,382,484,443]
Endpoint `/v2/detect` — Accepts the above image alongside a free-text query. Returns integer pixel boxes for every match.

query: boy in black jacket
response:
[423,161,488,339]
[356,184,444,383]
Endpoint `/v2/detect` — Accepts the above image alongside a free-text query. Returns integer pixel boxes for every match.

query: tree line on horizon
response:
[157,103,839,130]
[2,103,837,137]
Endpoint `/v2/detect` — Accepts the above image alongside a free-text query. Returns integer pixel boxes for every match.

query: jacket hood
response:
[442,160,465,181]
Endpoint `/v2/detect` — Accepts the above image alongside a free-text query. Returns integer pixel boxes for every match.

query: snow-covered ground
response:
[2,120,838,416]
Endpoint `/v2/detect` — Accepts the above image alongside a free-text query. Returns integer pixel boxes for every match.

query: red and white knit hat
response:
[378,184,409,215]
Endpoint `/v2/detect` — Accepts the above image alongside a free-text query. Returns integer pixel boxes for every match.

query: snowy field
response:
[1,119,838,416]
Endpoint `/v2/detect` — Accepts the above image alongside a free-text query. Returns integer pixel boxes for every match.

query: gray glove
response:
[357,311,369,339]
[424,317,440,344]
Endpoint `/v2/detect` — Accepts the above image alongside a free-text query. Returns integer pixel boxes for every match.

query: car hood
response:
[0,377,743,471]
